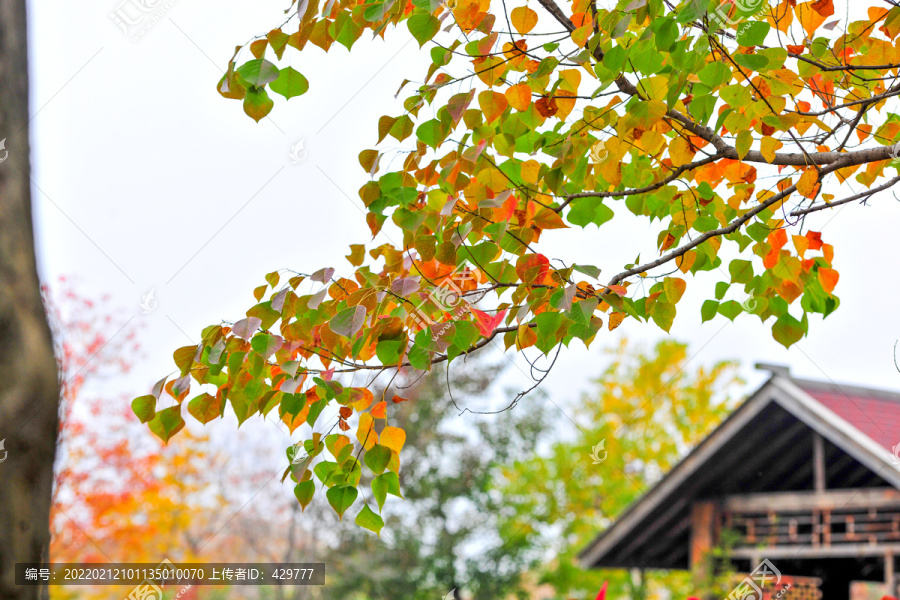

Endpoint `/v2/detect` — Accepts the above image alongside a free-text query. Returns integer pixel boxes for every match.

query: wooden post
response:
[691,501,717,588]
[813,433,826,493]
[887,552,895,598]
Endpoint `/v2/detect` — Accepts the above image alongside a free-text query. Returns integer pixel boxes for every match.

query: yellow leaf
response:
[795,2,826,37]
[357,412,377,450]
[760,136,783,163]
[380,425,406,453]
[521,159,540,184]
[478,90,508,123]
[796,168,819,198]
[766,1,794,32]
[677,250,697,273]
[505,83,532,111]
[510,6,538,34]
[608,312,624,331]
[668,136,696,166]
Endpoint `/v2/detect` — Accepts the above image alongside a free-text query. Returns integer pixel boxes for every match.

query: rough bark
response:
[0,1,62,599]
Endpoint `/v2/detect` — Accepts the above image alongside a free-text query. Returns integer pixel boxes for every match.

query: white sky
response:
[25,0,900,441]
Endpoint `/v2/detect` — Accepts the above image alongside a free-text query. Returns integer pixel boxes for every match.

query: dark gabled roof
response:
[578,365,900,570]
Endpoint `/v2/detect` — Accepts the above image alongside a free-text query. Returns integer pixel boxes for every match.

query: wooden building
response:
[578,364,900,599]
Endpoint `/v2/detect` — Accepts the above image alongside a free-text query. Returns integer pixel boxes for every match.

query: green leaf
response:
[567,198,614,228]
[269,66,309,100]
[148,405,185,444]
[237,59,279,86]
[718,300,743,321]
[376,339,404,365]
[701,299,719,323]
[187,392,220,424]
[279,393,307,418]
[698,61,731,89]
[573,264,602,279]
[772,312,805,348]
[365,444,392,474]
[132,395,156,424]
[729,259,754,284]
[416,119,444,148]
[243,87,274,122]
[294,480,315,510]
[355,504,384,535]
[737,21,770,46]
[371,471,402,511]
[407,14,440,47]
[307,398,329,427]
[326,484,358,519]
[733,53,769,72]
[251,333,283,359]
[650,301,675,332]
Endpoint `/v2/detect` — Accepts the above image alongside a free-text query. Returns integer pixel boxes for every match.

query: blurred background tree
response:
[305,363,549,600]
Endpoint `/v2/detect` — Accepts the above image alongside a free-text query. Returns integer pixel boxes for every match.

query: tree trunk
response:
[0,1,62,599]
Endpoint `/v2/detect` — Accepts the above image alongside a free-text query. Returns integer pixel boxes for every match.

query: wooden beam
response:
[813,433,826,492]
[731,543,900,559]
[887,552,895,599]
[690,501,717,586]
[723,488,900,512]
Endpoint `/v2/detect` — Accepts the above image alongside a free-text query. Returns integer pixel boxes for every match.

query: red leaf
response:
[391,395,408,404]
[470,307,508,337]
[595,582,608,600]
[607,284,627,295]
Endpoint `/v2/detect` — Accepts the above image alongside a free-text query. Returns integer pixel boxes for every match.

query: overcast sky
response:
[24,0,900,439]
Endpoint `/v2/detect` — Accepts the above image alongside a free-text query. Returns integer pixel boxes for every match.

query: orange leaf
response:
[811,0,833,17]
[391,395,408,404]
[470,307,508,336]
[818,267,839,293]
[806,230,822,250]
[505,83,532,111]
[371,400,387,419]
[769,229,788,251]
